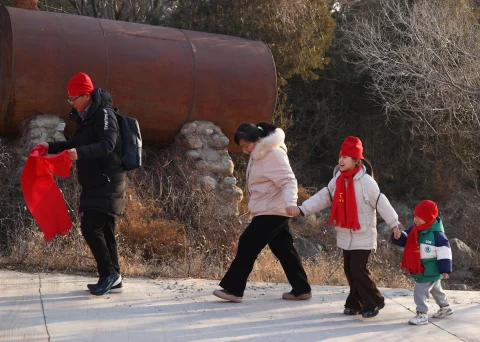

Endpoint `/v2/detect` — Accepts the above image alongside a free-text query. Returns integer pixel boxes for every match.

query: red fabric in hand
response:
[21,145,73,242]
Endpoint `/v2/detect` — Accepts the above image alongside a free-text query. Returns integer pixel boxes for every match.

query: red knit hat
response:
[414,200,438,224]
[339,136,364,159]
[67,72,94,96]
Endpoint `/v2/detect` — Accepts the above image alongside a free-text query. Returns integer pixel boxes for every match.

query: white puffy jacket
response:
[299,166,399,250]
[246,129,298,217]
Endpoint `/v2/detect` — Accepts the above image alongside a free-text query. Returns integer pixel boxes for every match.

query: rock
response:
[197,122,217,136]
[183,137,203,149]
[196,156,234,176]
[185,150,201,159]
[199,149,221,162]
[292,234,322,260]
[198,176,217,191]
[181,123,197,135]
[218,185,243,201]
[451,284,467,290]
[449,269,473,280]
[174,120,241,221]
[450,238,475,269]
[221,177,237,185]
[208,135,230,149]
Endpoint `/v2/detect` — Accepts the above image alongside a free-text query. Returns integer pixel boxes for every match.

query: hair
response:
[234,122,277,145]
[354,158,374,179]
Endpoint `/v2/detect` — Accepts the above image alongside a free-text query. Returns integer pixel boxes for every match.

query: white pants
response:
[414,280,449,313]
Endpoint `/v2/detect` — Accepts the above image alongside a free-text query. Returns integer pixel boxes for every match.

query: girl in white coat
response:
[213,123,312,303]
[292,136,400,318]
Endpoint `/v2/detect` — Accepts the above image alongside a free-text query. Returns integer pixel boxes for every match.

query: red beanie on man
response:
[339,136,364,159]
[414,200,438,225]
[67,72,94,96]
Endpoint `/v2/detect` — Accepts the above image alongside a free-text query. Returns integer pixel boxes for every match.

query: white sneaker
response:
[433,305,453,318]
[409,312,428,325]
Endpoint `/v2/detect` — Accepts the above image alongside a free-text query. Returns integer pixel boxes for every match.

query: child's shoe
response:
[432,305,453,318]
[408,312,428,325]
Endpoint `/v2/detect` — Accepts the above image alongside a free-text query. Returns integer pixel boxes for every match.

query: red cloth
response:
[67,72,94,96]
[328,166,361,230]
[21,145,73,242]
[339,136,364,159]
[400,200,438,274]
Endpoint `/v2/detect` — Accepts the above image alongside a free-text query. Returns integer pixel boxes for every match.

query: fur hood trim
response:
[251,128,287,160]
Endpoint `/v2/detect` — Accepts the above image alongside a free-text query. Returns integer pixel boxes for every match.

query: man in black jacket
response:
[40,72,125,296]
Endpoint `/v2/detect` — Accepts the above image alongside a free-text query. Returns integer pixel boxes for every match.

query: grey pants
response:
[414,280,449,313]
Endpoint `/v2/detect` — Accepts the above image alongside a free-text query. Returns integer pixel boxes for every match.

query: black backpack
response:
[104,108,142,171]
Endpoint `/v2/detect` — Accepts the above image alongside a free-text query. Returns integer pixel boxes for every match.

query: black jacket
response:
[49,88,126,217]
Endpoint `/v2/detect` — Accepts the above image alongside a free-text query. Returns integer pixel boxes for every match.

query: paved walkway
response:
[1,270,479,341]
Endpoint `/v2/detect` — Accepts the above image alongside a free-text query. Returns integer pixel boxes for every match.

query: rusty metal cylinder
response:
[0,6,276,147]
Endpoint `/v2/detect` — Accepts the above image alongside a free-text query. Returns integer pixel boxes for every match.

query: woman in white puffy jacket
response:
[213,122,312,303]
[293,136,400,318]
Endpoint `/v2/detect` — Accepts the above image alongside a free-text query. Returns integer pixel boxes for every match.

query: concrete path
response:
[1,270,479,342]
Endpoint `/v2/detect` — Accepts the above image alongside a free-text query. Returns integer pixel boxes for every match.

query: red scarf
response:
[21,145,73,242]
[328,166,361,230]
[400,220,434,274]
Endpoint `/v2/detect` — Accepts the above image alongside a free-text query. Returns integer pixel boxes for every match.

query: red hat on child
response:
[339,136,364,159]
[67,72,94,96]
[414,200,438,223]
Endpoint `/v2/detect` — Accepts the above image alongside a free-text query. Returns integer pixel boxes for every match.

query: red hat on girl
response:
[339,136,364,160]
[414,200,438,224]
[67,72,94,96]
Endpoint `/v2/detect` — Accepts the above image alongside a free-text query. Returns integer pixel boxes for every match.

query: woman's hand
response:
[286,206,301,217]
[443,273,449,279]
[67,148,78,161]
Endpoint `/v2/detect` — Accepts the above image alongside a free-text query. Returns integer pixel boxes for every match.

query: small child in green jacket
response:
[392,200,453,325]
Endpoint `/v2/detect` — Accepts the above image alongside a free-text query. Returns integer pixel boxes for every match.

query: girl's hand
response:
[443,273,449,279]
[286,206,300,217]
[392,226,401,239]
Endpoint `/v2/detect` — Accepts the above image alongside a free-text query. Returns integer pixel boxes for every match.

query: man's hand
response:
[286,206,301,217]
[37,142,49,149]
[392,226,401,240]
[67,148,78,161]
[443,273,449,279]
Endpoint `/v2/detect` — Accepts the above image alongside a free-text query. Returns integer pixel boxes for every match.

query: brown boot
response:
[282,291,312,301]
[213,289,243,303]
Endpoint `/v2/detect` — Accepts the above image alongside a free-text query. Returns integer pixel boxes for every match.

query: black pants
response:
[220,215,311,297]
[81,210,120,278]
[343,249,384,311]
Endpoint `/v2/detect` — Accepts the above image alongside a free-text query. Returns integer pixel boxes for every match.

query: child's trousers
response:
[414,280,449,313]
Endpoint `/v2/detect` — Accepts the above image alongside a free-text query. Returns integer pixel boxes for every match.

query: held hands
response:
[286,206,301,217]
[443,273,449,279]
[392,226,401,240]
[67,148,78,161]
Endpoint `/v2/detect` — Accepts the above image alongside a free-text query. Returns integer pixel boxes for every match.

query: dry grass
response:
[0,141,474,290]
